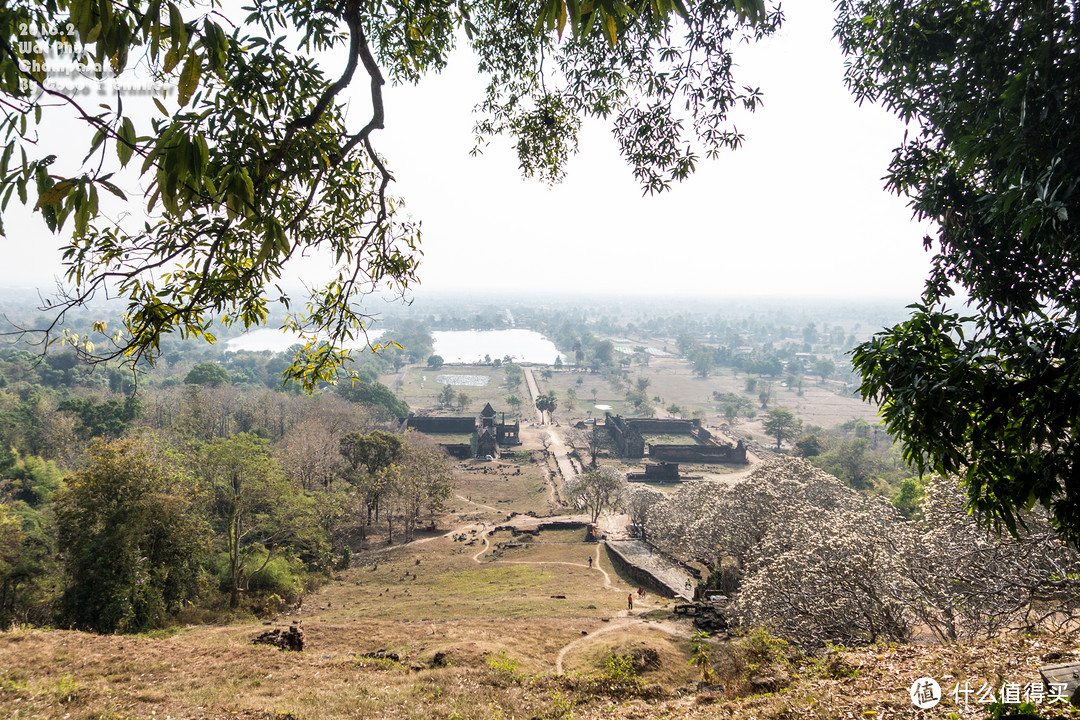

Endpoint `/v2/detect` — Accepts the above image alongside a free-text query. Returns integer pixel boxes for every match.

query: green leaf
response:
[100,179,127,200]
[35,181,74,209]
[168,2,188,56]
[163,45,180,73]
[603,12,617,46]
[177,51,200,107]
[117,117,136,166]
[85,21,103,44]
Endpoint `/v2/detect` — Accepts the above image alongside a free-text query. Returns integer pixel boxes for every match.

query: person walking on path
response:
[627,593,633,611]
[588,555,593,569]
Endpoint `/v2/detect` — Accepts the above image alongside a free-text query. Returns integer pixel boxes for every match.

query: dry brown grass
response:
[559,625,701,687]
[6,619,1080,720]
[394,365,511,415]
[3,436,1078,720]
[449,456,552,518]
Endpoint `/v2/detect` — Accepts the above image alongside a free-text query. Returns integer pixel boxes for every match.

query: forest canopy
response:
[837,0,1080,541]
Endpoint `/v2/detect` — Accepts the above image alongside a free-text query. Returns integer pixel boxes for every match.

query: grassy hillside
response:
[2,524,1078,720]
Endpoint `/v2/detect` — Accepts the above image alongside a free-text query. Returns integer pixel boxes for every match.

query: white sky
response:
[3,0,934,302]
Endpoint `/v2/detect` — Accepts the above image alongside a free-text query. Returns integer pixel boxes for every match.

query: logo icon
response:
[910,677,942,709]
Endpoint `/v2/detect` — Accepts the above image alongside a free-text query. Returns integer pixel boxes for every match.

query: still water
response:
[225,328,562,365]
[431,330,562,364]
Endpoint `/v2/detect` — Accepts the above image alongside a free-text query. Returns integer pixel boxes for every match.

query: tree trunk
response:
[228,510,242,609]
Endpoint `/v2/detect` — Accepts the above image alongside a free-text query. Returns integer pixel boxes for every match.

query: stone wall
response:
[648,442,748,464]
[605,414,645,458]
[627,462,681,482]
[405,416,476,434]
[624,418,698,435]
[603,540,696,600]
[442,443,473,459]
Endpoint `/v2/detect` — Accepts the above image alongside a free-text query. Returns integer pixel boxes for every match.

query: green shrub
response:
[208,550,303,607]
[485,652,523,685]
[248,555,302,596]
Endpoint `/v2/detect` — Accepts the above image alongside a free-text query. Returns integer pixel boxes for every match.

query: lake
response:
[223,328,384,354]
[225,327,563,365]
[431,329,562,364]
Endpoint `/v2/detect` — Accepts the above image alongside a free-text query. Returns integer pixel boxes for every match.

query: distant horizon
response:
[0,284,932,308]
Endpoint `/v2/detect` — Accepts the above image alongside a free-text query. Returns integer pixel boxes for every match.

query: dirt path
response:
[523,367,579,486]
[522,366,545,424]
[359,514,693,674]
[553,616,687,674]
[468,525,688,673]
[455,493,500,512]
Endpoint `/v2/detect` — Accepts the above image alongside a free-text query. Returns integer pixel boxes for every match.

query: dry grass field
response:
[3,540,1077,720]
[2,453,1078,720]
[0,517,703,720]
[447,455,553,518]
[392,365,525,417]
[537,357,879,429]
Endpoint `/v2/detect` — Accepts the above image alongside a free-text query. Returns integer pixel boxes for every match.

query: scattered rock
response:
[629,647,661,671]
[694,690,724,705]
[748,664,790,693]
[252,621,304,652]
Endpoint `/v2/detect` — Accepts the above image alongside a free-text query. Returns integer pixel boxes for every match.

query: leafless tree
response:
[565,466,624,523]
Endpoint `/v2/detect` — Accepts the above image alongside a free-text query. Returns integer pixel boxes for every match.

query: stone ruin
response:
[252,620,304,651]
[627,462,681,483]
[605,413,747,464]
[399,402,521,459]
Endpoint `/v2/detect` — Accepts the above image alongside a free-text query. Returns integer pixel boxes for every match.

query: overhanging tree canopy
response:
[836,1,1080,539]
[0,0,779,389]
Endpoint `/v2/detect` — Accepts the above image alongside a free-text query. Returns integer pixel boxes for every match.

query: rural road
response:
[523,366,580,485]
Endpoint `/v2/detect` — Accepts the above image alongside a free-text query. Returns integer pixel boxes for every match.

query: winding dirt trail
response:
[553,615,685,674]
[455,493,500,512]
[469,525,686,673]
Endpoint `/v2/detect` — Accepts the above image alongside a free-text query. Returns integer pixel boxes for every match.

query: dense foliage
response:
[55,437,209,632]
[0,336,457,629]
[837,1,1080,540]
[644,458,1080,647]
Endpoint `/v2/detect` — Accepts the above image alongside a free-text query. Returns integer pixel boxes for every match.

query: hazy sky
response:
[370,0,934,300]
[3,0,934,302]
